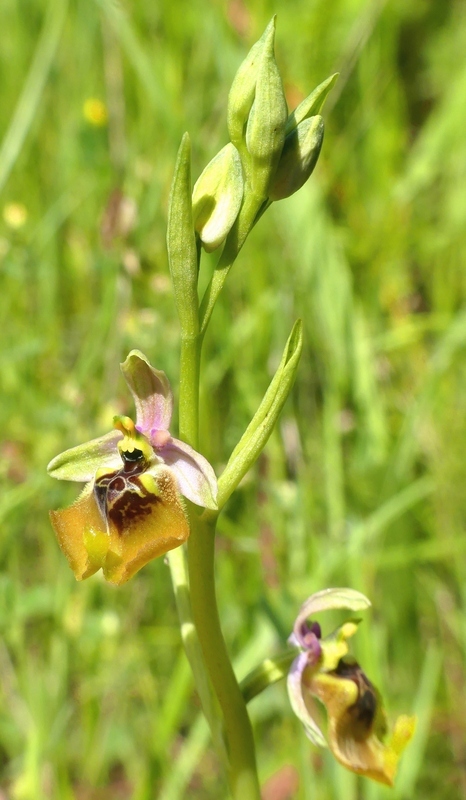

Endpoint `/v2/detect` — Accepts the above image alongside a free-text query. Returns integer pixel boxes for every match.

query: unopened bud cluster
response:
[193,17,337,252]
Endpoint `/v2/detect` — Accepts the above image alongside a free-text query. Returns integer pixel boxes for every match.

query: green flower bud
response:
[227,19,276,156]
[269,115,324,201]
[192,143,243,253]
[244,18,288,200]
[286,73,338,135]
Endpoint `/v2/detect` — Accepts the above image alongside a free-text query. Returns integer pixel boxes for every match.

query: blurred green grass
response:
[1,0,466,797]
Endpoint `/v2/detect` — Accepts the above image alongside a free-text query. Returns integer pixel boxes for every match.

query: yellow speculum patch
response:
[83,526,111,569]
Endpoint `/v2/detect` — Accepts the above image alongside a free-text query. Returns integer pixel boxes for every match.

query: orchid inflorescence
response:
[47,17,415,797]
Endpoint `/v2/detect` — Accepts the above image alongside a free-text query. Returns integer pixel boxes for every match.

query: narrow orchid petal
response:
[47,430,123,482]
[287,653,327,748]
[293,588,371,645]
[157,438,218,510]
[121,350,173,433]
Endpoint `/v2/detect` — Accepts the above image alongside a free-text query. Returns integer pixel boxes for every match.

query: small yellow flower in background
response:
[83,98,108,127]
[3,202,27,229]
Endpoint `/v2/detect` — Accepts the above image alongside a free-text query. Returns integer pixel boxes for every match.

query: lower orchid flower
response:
[287,589,415,786]
[47,350,218,585]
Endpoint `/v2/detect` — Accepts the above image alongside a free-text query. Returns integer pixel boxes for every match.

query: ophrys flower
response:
[48,350,217,585]
[287,589,415,785]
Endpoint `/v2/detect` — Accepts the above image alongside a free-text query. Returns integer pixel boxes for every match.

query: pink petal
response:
[287,653,327,748]
[120,350,173,433]
[159,438,218,510]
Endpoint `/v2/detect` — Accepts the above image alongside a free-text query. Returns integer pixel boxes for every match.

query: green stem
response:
[169,333,226,762]
[166,546,225,761]
[188,512,261,799]
[178,332,201,448]
[199,191,265,337]
[172,186,262,798]
[177,288,261,798]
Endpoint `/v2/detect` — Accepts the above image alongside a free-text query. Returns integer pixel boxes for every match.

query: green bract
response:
[192,143,243,253]
[285,73,338,135]
[167,133,199,338]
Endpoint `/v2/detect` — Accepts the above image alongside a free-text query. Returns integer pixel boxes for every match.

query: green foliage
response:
[1,0,466,797]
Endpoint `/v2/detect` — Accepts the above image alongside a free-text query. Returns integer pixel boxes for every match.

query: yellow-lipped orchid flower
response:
[48,350,217,585]
[287,589,415,786]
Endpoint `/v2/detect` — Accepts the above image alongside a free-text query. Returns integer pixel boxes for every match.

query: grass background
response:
[1,0,466,797]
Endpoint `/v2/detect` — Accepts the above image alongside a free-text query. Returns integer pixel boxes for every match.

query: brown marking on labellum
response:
[108,476,161,534]
[110,476,126,492]
[334,658,378,738]
[94,455,161,536]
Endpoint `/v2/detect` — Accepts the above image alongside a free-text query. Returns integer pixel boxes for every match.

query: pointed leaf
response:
[167,133,199,337]
[217,319,303,508]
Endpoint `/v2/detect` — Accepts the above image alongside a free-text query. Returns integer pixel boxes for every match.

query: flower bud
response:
[269,115,324,201]
[227,19,275,155]
[192,143,243,252]
[244,18,288,200]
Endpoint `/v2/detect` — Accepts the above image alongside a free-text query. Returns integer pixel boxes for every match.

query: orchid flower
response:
[47,350,217,585]
[287,589,415,786]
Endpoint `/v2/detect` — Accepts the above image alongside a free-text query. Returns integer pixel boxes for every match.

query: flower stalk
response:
[187,511,261,799]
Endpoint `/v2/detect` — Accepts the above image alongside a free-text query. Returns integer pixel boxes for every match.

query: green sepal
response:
[217,319,303,509]
[286,73,338,135]
[47,430,122,482]
[167,133,199,338]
